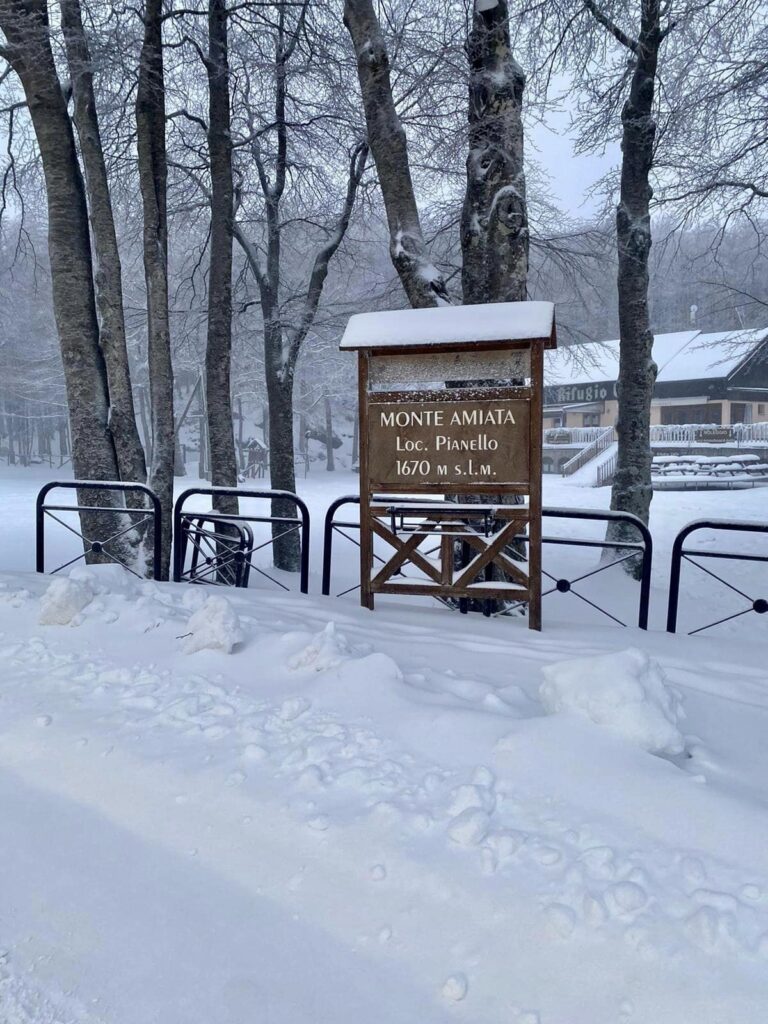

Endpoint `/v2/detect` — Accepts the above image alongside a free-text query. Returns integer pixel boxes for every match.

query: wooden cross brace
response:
[368,511,530,600]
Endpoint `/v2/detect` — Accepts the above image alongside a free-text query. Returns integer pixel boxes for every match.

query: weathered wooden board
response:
[368,396,530,488]
[369,349,530,389]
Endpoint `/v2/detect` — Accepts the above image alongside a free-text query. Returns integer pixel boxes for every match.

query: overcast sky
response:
[529,81,620,217]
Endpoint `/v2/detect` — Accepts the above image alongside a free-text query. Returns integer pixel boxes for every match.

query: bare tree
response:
[136,0,174,575]
[595,0,664,533]
[228,1,368,569]
[462,0,528,304]
[60,0,147,489]
[654,2,767,230]
[0,0,135,560]
[521,0,681,542]
[205,0,238,511]
[343,0,450,307]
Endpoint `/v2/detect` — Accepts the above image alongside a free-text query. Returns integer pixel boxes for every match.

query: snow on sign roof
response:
[340,301,555,350]
[545,327,768,388]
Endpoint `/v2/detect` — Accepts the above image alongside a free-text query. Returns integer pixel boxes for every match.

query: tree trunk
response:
[265,332,300,571]
[461,0,528,304]
[136,0,175,577]
[0,0,132,562]
[205,0,238,519]
[237,397,245,471]
[343,0,450,307]
[60,0,147,488]
[608,1,660,546]
[324,395,335,471]
[299,379,308,455]
[457,0,529,610]
[138,385,152,466]
[174,434,186,475]
[198,415,208,479]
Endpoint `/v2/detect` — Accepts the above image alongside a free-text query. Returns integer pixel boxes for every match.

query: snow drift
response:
[539,646,685,755]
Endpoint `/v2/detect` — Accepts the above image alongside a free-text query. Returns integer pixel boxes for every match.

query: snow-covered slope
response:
[0,567,766,1023]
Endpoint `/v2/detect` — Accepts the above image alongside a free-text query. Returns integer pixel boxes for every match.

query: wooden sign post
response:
[340,301,556,630]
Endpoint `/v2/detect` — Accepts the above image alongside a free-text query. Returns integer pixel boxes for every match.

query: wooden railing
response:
[560,427,616,476]
[543,427,606,445]
[596,452,618,487]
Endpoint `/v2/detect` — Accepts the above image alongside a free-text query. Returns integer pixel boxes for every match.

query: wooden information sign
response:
[368,393,530,490]
[340,301,556,630]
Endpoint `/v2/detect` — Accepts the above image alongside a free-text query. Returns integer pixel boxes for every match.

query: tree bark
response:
[205,0,238,518]
[343,0,450,307]
[60,0,147,488]
[136,0,175,576]
[324,395,335,471]
[0,0,132,561]
[607,1,660,537]
[456,0,529,610]
[461,0,528,304]
[264,332,300,570]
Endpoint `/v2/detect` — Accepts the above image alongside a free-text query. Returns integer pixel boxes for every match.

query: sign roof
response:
[340,301,555,350]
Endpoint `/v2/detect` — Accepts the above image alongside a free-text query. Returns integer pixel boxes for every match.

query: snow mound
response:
[70,564,138,597]
[539,647,685,755]
[39,577,94,626]
[288,622,349,672]
[182,595,243,654]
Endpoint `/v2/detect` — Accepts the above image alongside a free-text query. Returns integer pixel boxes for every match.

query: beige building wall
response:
[544,398,767,431]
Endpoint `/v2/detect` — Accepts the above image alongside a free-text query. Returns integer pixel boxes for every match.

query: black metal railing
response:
[322,497,652,629]
[173,487,310,594]
[666,519,768,634]
[538,507,652,629]
[36,480,162,579]
[182,515,254,588]
[321,495,446,602]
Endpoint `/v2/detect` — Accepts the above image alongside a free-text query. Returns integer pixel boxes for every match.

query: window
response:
[582,413,601,427]
[759,404,766,417]
[730,403,751,424]
[661,404,722,426]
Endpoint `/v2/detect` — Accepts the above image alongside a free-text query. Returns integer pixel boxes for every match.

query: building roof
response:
[340,301,555,350]
[545,327,768,387]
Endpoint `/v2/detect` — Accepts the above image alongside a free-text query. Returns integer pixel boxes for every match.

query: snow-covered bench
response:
[652,453,768,489]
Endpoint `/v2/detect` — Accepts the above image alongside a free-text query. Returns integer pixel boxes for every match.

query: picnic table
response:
[651,453,768,487]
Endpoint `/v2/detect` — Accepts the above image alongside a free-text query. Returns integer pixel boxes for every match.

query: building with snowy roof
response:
[543,327,768,430]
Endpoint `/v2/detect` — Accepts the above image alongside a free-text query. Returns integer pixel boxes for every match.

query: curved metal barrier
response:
[36,480,162,579]
[173,487,310,594]
[666,518,768,634]
[183,515,254,588]
[322,497,652,629]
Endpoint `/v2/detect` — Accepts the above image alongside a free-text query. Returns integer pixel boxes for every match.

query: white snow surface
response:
[0,561,767,1022]
[540,646,685,755]
[339,300,555,349]
[2,467,768,1020]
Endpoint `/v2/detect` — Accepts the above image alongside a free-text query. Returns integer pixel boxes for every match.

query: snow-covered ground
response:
[0,464,766,1022]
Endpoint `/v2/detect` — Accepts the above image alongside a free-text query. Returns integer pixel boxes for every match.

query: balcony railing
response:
[650,422,768,444]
